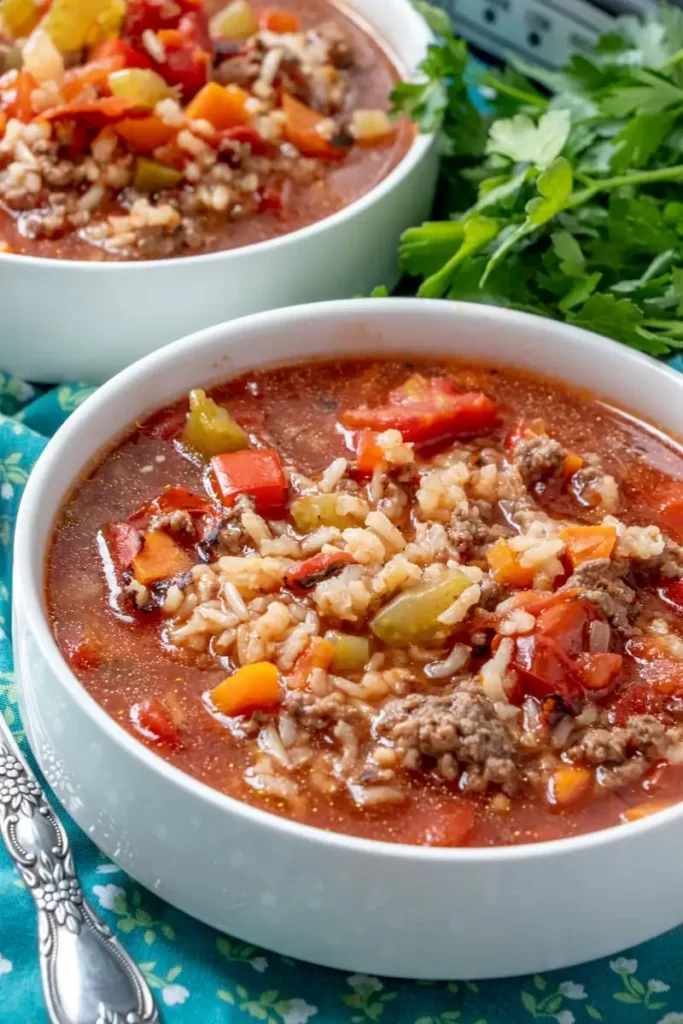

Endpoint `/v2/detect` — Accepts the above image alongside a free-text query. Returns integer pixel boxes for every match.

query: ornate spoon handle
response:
[0,721,158,1024]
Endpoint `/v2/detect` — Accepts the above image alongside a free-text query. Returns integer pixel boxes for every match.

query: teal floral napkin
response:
[2,371,683,1024]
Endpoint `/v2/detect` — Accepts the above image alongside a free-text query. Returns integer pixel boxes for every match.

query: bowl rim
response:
[15,297,683,864]
[0,0,434,273]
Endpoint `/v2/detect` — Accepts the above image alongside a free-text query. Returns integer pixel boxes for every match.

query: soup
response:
[0,0,411,260]
[47,357,683,847]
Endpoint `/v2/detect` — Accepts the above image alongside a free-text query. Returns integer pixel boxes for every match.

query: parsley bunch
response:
[392,1,683,356]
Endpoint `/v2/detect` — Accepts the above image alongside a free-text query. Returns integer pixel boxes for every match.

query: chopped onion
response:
[589,619,611,655]
[22,28,63,85]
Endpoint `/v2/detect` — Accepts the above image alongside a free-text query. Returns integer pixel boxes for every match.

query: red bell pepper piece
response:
[285,551,355,595]
[340,375,498,444]
[89,38,153,69]
[211,449,288,512]
[38,98,139,124]
[11,70,38,123]
[122,0,203,40]
[131,698,180,747]
[104,521,143,572]
[223,125,277,156]
[579,653,623,691]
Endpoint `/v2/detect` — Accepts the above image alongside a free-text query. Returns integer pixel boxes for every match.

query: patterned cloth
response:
[2,373,683,1024]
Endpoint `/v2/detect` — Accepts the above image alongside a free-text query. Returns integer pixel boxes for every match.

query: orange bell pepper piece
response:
[185,81,249,129]
[115,114,178,152]
[486,539,536,588]
[281,92,348,160]
[559,525,617,568]
[548,766,593,807]
[210,662,282,716]
[132,530,192,585]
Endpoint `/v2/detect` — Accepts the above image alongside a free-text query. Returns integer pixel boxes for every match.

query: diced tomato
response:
[356,429,384,475]
[152,27,210,100]
[179,9,212,53]
[63,634,104,672]
[90,38,153,70]
[132,486,213,520]
[659,579,683,613]
[400,803,476,847]
[211,448,288,512]
[123,0,203,41]
[658,493,683,540]
[285,551,355,595]
[259,177,293,214]
[131,698,180,746]
[513,599,607,706]
[259,7,300,32]
[514,633,585,708]
[104,521,143,572]
[341,376,498,444]
[288,637,336,689]
[579,652,623,691]
[223,124,277,156]
[611,683,668,726]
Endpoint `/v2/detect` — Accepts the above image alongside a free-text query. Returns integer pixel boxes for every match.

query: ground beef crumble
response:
[512,436,567,485]
[374,680,522,796]
[563,558,640,634]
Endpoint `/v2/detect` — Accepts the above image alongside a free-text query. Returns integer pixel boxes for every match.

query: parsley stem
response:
[481,73,547,109]
[569,165,683,207]
[661,47,683,71]
[642,319,683,334]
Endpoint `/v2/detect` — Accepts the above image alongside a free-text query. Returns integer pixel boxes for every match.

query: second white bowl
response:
[0,0,436,384]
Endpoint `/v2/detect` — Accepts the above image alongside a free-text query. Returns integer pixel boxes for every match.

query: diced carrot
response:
[561,453,584,481]
[285,551,355,595]
[38,97,139,124]
[548,765,593,807]
[259,7,300,32]
[115,114,178,152]
[623,800,675,822]
[580,652,623,691]
[559,525,617,568]
[0,111,7,136]
[400,803,476,847]
[156,27,184,46]
[131,698,181,746]
[281,92,349,160]
[486,539,535,589]
[288,637,336,690]
[356,429,384,475]
[132,530,192,585]
[185,81,249,129]
[210,661,282,716]
[211,448,288,512]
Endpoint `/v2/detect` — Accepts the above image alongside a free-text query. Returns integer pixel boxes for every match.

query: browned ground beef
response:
[447,500,497,558]
[287,690,359,731]
[564,558,640,634]
[568,715,672,765]
[513,436,567,485]
[375,681,521,795]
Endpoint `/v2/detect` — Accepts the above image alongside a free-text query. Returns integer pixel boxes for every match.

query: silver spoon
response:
[0,718,158,1024]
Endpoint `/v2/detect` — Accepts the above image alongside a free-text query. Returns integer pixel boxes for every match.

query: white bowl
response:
[14,299,683,979]
[0,1,436,385]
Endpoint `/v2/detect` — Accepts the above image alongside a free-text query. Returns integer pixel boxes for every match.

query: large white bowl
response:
[13,299,683,979]
[0,1,436,385]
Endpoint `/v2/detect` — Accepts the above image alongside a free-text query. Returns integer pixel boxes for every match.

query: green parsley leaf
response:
[486,110,571,168]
